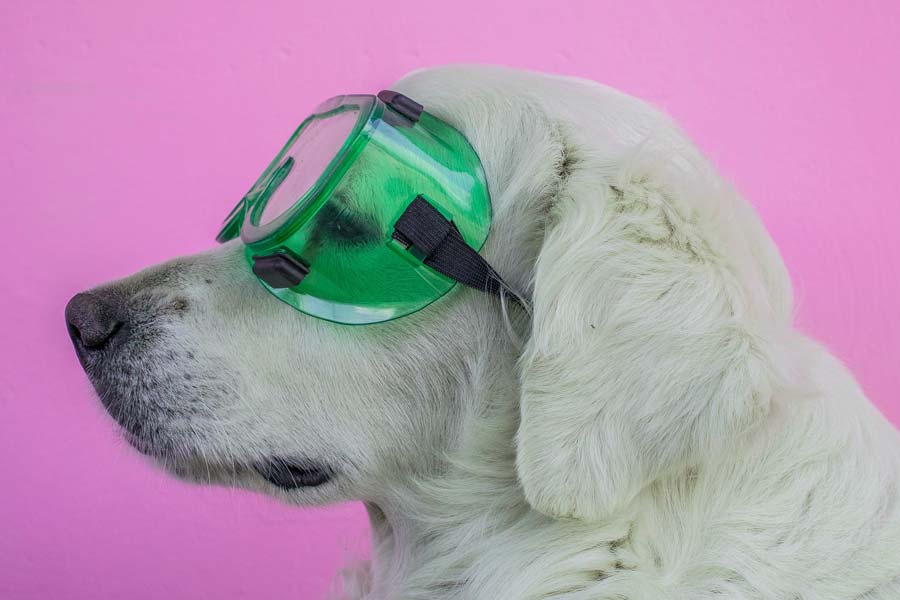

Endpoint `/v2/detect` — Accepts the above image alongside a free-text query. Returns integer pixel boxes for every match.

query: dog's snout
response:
[65,291,123,350]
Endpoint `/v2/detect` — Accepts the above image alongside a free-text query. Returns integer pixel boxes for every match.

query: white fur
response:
[84,65,900,599]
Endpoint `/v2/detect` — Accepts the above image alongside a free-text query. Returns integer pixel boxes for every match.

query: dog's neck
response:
[354,336,525,599]
[362,499,428,598]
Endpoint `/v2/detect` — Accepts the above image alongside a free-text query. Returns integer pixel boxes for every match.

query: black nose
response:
[65,292,124,350]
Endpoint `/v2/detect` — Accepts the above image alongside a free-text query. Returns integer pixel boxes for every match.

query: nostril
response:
[66,320,82,345]
[65,292,124,350]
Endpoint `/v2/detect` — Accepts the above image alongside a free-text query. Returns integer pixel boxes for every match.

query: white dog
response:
[65,65,900,599]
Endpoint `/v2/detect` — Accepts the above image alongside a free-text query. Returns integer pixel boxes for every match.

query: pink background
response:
[3,1,899,598]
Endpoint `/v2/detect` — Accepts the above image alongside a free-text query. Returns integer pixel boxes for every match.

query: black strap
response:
[393,196,521,304]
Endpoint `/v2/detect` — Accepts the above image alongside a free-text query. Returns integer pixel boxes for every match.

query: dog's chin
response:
[121,430,335,492]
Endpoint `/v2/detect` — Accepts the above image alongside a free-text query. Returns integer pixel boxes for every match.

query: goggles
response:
[216,90,518,325]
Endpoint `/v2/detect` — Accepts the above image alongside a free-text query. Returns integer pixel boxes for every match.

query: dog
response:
[65,65,900,599]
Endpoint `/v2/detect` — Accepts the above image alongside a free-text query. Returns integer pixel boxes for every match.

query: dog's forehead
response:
[392,65,669,161]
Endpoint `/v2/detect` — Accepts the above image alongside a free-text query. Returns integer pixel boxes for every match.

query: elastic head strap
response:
[393,196,524,307]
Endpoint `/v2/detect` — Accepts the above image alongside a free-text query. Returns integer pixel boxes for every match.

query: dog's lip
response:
[253,459,334,489]
[154,451,335,490]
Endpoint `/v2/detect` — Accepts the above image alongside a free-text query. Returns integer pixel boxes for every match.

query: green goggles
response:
[217,90,517,325]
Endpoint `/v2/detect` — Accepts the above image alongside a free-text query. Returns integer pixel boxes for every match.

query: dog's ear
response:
[515,140,791,521]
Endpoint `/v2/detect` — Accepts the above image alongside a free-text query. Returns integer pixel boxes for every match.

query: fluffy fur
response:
[70,65,900,599]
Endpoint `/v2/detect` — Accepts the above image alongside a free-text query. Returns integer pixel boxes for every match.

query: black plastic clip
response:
[251,252,310,288]
[377,90,423,123]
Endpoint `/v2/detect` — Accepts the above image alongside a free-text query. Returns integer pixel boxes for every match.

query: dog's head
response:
[66,65,793,519]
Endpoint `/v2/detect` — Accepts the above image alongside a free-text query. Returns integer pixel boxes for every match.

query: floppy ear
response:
[515,139,789,521]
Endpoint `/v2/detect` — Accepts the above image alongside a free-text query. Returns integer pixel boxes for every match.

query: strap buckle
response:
[393,196,521,304]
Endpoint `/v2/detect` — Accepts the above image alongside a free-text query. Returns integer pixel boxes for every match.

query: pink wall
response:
[3,1,899,598]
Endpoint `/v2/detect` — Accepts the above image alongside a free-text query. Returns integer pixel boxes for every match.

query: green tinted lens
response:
[230,94,491,325]
[257,106,362,227]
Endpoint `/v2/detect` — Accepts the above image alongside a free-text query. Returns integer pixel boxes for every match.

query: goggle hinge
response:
[378,90,423,123]
[251,252,310,289]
